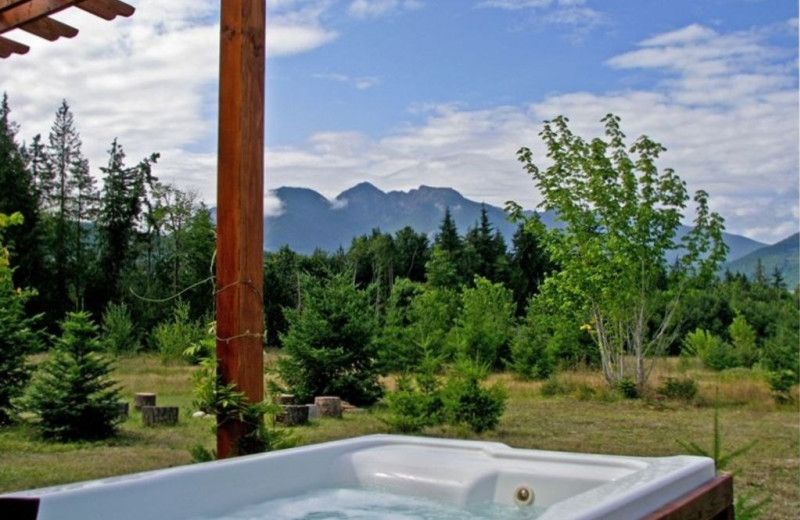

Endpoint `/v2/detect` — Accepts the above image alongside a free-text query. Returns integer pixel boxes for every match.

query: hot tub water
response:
[188,487,547,520]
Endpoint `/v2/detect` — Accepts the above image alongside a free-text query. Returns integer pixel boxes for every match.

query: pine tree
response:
[0,212,42,425]
[27,311,121,440]
[278,272,383,406]
[95,139,159,303]
[0,94,46,294]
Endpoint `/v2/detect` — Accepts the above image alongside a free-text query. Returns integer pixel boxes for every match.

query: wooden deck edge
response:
[640,473,734,520]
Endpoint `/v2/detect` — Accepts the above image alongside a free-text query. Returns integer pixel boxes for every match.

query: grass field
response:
[0,354,797,520]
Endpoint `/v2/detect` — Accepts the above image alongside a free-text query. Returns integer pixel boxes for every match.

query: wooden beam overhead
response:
[0,0,134,57]
[0,0,82,33]
[0,1,31,12]
[75,0,134,21]
[0,34,28,56]
[19,15,76,40]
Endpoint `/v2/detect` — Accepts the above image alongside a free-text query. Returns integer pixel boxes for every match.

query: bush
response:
[101,302,140,354]
[659,377,698,401]
[540,377,570,397]
[279,272,383,406]
[768,370,797,404]
[383,374,443,433]
[451,277,515,368]
[616,377,639,399]
[26,312,121,440]
[729,315,758,368]
[684,328,737,371]
[153,301,204,363]
[509,322,554,380]
[440,360,507,433]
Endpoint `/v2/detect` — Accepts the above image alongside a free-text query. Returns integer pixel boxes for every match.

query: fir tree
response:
[0,94,46,293]
[0,212,42,425]
[27,311,121,440]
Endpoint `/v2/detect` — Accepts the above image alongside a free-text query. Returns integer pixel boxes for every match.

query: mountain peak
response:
[336,182,384,200]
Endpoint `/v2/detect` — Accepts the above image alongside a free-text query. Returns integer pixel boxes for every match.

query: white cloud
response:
[476,0,606,42]
[261,22,798,244]
[0,0,339,209]
[347,0,423,19]
[313,73,381,90]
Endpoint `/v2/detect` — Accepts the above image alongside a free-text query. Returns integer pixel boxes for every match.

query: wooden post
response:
[216,0,266,459]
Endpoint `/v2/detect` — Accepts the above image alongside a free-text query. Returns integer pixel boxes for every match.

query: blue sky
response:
[1,0,797,243]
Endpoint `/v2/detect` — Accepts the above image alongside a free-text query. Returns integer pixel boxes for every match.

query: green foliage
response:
[658,377,698,401]
[101,302,140,354]
[511,114,727,392]
[451,276,515,368]
[440,360,507,433]
[616,377,639,399]
[728,315,758,368]
[509,318,554,380]
[676,395,756,473]
[684,328,737,371]
[26,311,121,440]
[0,212,42,425]
[279,272,383,406]
[188,330,295,458]
[153,301,204,363]
[767,370,797,404]
[382,356,506,435]
[382,372,443,433]
[734,493,770,520]
[376,278,426,372]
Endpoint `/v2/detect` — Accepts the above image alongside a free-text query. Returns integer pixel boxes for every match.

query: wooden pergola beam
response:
[0,0,82,32]
[75,0,133,21]
[19,14,76,40]
[0,34,28,56]
[0,0,134,57]
[215,0,266,459]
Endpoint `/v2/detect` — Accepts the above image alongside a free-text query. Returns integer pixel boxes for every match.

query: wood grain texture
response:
[215,0,266,459]
[640,474,734,520]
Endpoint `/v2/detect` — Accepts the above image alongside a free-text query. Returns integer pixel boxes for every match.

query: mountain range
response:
[260,182,778,263]
[725,233,799,288]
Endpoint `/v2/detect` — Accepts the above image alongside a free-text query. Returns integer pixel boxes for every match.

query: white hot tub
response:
[0,435,716,520]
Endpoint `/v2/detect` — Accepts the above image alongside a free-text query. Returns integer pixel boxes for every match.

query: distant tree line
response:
[1,97,797,435]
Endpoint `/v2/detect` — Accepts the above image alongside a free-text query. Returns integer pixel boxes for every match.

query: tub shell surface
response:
[0,435,715,520]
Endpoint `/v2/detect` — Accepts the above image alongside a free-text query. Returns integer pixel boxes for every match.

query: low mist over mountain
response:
[260,183,768,265]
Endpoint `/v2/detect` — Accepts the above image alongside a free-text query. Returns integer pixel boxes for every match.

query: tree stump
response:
[276,394,295,405]
[276,405,308,426]
[314,396,342,418]
[142,406,179,427]
[116,401,129,419]
[133,393,156,411]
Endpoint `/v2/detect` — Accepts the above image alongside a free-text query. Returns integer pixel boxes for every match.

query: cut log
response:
[133,393,156,410]
[314,396,342,419]
[142,406,179,427]
[276,394,295,405]
[276,405,309,426]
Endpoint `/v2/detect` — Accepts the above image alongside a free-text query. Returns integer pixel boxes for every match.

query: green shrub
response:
[441,360,507,433]
[684,328,737,371]
[659,377,698,401]
[153,301,204,363]
[101,302,140,354]
[383,374,443,433]
[728,315,758,368]
[26,312,122,441]
[768,370,797,404]
[451,277,515,368]
[279,272,383,406]
[540,377,570,397]
[509,322,554,380]
[616,377,639,399]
